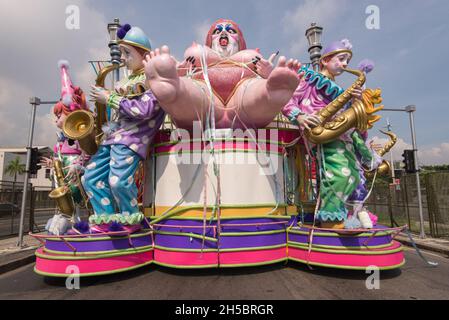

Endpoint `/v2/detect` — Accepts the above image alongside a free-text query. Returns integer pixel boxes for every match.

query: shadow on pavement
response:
[43,265,154,287]
[288,260,403,280]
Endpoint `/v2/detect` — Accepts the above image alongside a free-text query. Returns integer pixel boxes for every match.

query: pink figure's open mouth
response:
[220,35,229,47]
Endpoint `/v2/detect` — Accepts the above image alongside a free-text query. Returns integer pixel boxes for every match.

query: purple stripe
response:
[45,235,152,253]
[288,233,392,247]
[154,232,286,250]
[155,234,217,250]
[220,232,287,249]
[152,217,294,233]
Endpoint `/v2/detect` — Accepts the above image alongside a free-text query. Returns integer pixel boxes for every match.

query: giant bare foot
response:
[144,46,180,105]
[266,57,301,104]
[237,56,301,128]
[144,46,209,129]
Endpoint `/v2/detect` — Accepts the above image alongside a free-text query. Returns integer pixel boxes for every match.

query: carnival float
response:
[31,19,406,277]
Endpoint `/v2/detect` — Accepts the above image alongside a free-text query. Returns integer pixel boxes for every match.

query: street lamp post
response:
[108,18,121,84]
[107,18,121,121]
[405,105,426,239]
[17,98,59,247]
[305,23,323,71]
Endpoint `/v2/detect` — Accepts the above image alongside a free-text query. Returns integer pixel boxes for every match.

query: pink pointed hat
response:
[58,60,75,108]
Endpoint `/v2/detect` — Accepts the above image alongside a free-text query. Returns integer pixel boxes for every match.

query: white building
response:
[0,147,53,190]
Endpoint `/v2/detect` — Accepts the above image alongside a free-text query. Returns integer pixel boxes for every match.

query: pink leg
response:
[144,46,212,129]
[235,57,300,128]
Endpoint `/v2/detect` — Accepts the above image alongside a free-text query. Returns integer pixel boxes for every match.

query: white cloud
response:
[194,19,212,45]
[0,0,109,148]
[283,0,348,56]
[371,136,449,166]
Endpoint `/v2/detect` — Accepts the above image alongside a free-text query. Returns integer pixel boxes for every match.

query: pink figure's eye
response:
[225,25,236,34]
[213,25,223,35]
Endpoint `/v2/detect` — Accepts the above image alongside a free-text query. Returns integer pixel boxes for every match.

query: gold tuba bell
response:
[48,159,75,215]
[63,63,124,155]
[305,68,384,145]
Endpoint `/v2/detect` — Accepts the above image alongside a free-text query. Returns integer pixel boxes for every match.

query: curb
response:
[0,251,36,275]
[395,234,449,257]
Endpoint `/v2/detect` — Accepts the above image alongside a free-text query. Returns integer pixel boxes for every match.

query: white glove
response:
[46,214,71,235]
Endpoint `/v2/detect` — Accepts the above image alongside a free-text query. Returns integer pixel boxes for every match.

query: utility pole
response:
[382,105,425,239]
[18,98,58,247]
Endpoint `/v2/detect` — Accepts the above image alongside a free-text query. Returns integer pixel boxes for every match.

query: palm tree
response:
[4,156,26,206]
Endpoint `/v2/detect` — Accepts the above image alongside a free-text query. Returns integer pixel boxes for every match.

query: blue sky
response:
[0,0,448,164]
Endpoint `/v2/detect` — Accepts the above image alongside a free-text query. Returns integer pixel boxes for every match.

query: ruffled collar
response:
[299,66,344,101]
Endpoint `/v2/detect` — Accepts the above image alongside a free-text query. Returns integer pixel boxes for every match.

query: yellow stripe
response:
[150,205,297,218]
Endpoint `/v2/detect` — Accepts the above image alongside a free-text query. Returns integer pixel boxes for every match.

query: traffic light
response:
[402,149,416,174]
[29,147,41,175]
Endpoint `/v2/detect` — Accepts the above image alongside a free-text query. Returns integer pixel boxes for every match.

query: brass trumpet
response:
[63,64,124,155]
[48,159,75,215]
[305,68,384,145]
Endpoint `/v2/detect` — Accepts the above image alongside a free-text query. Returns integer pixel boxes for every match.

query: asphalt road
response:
[0,247,448,300]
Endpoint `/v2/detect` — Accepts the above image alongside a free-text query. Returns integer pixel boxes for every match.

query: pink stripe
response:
[220,247,286,265]
[155,141,284,154]
[154,130,299,145]
[154,249,218,266]
[35,248,153,275]
[288,242,404,268]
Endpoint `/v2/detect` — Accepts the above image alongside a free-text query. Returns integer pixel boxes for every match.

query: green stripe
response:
[288,228,393,238]
[154,138,285,148]
[286,241,393,250]
[36,247,153,261]
[220,257,288,268]
[45,230,153,242]
[288,257,406,271]
[154,244,286,253]
[154,245,218,253]
[288,243,403,255]
[221,230,286,237]
[153,261,218,269]
[42,245,154,257]
[220,244,286,253]
[34,260,153,278]
[148,215,293,221]
[154,230,218,243]
[150,204,290,225]
[154,149,282,157]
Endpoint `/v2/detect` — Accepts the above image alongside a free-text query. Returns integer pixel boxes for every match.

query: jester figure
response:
[143,19,301,130]
[282,39,382,230]
[83,24,165,234]
[41,61,91,234]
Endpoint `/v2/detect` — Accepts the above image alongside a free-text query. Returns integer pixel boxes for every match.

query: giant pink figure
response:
[144,19,301,130]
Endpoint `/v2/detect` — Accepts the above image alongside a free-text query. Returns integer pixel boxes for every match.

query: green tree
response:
[4,156,26,206]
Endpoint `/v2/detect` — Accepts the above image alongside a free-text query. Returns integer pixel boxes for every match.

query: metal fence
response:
[0,181,56,238]
[365,171,449,238]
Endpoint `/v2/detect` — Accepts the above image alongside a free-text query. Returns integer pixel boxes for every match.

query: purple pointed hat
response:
[320,39,353,62]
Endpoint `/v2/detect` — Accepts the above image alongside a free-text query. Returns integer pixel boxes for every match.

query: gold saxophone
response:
[48,159,75,215]
[305,68,384,145]
[365,130,398,177]
[63,64,124,155]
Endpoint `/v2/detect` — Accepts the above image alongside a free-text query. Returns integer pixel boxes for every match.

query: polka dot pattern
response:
[109,176,119,186]
[342,167,351,177]
[86,162,96,170]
